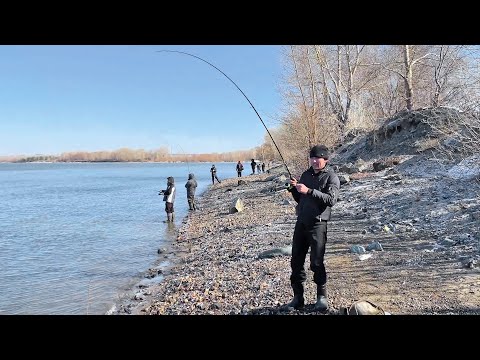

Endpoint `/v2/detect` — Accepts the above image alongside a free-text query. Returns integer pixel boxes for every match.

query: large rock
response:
[258,245,292,259]
[373,157,401,172]
[276,175,288,184]
[339,174,350,185]
[447,154,480,180]
[341,300,387,315]
[229,198,245,213]
[339,163,359,174]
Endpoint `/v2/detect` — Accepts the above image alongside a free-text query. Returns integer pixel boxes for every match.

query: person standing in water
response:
[159,176,176,222]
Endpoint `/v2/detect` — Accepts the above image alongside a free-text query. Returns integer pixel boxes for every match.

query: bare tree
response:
[287,45,323,149]
[263,44,480,170]
[423,45,480,110]
[312,45,384,136]
[378,45,434,111]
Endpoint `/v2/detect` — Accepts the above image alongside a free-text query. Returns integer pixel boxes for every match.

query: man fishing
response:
[185,173,198,211]
[284,145,340,312]
[159,176,176,222]
[236,161,244,177]
[210,164,221,184]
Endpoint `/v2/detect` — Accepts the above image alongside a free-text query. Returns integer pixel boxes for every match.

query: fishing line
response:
[175,143,191,173]
[175,143,203,211]
[156,49,292,178]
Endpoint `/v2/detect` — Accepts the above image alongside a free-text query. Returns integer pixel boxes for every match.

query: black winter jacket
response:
[289,165,340,224]
[185,173,198,196]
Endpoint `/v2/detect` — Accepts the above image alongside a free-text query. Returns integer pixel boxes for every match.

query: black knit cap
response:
[309,145,329,159]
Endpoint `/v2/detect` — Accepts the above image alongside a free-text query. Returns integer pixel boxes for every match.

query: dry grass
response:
[414,137,441,153]
[349,172,375,180]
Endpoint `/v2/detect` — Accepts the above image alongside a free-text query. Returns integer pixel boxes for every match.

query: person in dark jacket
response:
[185,173,198,211]
[250,159,256,175]
[159,176,176,222]
[210,164,221,184]
[236,161,244,177]
[283,145,340,312]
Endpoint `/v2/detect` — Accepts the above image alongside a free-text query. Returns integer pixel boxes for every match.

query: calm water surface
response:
[0,162,237,314]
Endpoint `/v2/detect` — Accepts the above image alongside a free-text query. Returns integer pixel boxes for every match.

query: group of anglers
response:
[236,159,267,177]
[158,173,198,223]
[158,145,339,313]
[159,160,269,222]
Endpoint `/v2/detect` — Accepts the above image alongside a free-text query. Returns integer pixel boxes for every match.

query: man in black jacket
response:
[236,161,244,177]
[210,164,221,184]
[284,145,340,312]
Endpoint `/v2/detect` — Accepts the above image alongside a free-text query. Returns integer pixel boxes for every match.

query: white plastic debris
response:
[358,253,373,261]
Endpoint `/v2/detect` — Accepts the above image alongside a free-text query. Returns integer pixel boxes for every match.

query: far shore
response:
[0,160,240,164]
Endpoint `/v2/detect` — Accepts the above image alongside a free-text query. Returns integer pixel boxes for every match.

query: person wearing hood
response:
[236,161,244,177]
[185,173,198,211]
[283,145,340,312]
[159,176,176,222]
[210,164,221,184]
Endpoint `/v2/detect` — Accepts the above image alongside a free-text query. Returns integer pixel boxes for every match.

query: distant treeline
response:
[2,147,260,163]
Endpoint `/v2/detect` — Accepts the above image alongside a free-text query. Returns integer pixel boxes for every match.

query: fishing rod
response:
[175,143,191,174]
[156,50,293,179]
[174,143,202,210]
[156,143,191,197]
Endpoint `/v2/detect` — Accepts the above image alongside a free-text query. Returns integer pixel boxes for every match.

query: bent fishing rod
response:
[156,50,293,179]
[155,139,192,195]
[176,143,191,173]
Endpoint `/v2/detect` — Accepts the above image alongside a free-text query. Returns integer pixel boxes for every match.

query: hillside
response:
[112,108,480,315]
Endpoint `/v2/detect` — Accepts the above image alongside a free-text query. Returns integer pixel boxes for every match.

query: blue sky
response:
[0,45,283,156]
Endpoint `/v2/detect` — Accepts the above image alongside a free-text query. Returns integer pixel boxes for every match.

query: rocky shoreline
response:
[111,108,480,315]
[112,158,480,315]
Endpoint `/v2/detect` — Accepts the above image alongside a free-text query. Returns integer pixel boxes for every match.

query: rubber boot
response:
[171,213,175,221]
[167,213,173,222]
[284,283,305,311]
[314,284,328,312]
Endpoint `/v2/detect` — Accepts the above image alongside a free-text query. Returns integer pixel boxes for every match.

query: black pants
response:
[237,171,242,177]
[165,202,174,214]
[290,219,327,286]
